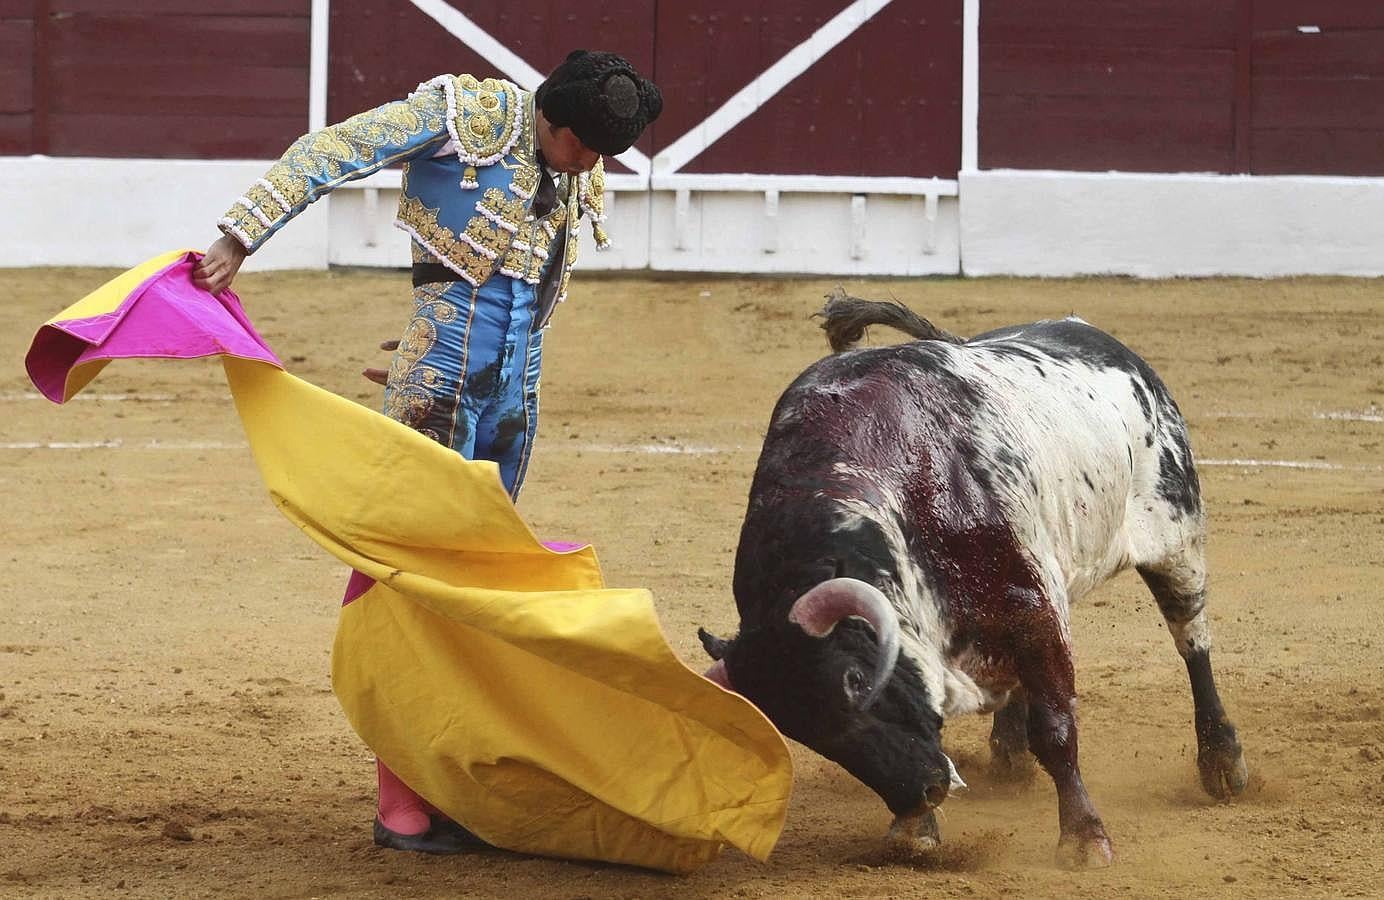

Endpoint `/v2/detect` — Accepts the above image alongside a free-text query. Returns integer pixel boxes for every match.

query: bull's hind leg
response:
[1137,564,1249,799]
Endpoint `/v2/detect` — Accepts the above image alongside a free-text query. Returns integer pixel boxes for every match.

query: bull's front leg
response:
[1017,624,1114,869]
[988,686,1035,782]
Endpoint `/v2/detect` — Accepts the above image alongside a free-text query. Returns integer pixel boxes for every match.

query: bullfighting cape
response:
[24,250,792,874]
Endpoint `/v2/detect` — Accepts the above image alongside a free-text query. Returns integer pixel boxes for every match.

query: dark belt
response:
[411,262,462,287]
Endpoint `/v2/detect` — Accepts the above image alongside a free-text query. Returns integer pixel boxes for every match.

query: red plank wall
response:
[326,0,961,179]
[6,0,309,158]
[1251,1,1384,176]
[326,0,658,167]
[649,1,960,177]
[7,1,1378,178]
[0,0,37,154]
[980,0,1384,176]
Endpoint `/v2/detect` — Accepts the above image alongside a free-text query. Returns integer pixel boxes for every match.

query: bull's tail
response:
[816,287,965,352]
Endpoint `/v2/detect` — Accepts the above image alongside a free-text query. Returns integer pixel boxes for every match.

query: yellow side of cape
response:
[224,347,791,873]
[33,253,793,874]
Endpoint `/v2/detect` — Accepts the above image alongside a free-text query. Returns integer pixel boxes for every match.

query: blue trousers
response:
[382,274,543,498]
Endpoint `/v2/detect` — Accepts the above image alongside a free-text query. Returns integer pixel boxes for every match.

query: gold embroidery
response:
[224,89,448,248]
[518,93,538,166]
[386,77,584,308]
[463,217,511,261]
[420,299,460,325]
[384,310,443,428]
[451,76,522,164]
[566,225,581,266]
[243,183,281,218]
[262,169,308,211]
[219,207,268,245]
[509,164,539,200]
[556,205,582,304]
[478,187,527,231]
[397,195,494,286]
[269,93,447,205]
[579,159,606,221]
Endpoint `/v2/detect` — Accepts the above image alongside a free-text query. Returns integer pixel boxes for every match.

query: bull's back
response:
[969,319,1205,591]
[764,318,1200,597]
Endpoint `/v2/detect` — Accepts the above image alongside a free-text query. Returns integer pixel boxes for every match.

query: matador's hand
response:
[193,234,248,295]
[362,340,400,386]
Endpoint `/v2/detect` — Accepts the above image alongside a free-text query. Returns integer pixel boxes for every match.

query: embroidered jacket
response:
[217,74,609,319]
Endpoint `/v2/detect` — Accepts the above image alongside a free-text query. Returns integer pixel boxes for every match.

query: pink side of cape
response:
[27,254,591,610]
[26,252,281,402]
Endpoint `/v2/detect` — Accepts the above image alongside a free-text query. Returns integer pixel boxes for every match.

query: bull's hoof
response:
[887,808,941,853]
[1198,743,1249,800]
[1055,831,1114,870]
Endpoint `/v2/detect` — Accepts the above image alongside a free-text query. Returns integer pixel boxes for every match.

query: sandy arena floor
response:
[2,266,1381,899]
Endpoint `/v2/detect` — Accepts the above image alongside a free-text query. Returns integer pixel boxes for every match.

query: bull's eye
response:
[842,666,869,703]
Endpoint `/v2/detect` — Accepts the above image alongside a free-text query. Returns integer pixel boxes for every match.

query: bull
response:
[698,291,1248,868]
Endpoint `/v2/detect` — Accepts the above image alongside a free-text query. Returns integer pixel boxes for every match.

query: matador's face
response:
[538,121,601,176]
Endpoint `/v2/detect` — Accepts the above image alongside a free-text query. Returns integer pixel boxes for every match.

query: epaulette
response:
[411,73,525,190]
[577,159,610,250]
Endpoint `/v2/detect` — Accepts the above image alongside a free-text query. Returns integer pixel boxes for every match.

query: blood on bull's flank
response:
[699,290,1249,870]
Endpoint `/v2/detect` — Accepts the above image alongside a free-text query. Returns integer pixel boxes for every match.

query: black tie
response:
[529,151,563,328]
[531,153,558,219]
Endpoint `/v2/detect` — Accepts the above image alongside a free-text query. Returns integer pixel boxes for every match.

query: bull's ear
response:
[697,627,734,661]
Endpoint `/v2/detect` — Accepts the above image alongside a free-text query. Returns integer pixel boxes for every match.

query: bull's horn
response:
[787,578,900,710]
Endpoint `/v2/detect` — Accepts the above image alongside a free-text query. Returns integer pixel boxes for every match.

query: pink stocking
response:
[376,759,430,835]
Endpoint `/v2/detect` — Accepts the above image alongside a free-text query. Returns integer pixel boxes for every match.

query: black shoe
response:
[372,816,489,855]
[426,815,490,847]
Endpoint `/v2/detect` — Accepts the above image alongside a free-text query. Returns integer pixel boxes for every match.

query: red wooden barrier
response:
[980,0,1383,175]
[4,1,1379,177]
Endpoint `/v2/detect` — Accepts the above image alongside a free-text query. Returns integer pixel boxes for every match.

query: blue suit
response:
[217,74,609,497]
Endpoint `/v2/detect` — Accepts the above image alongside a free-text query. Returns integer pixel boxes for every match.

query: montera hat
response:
[535,50,663,156]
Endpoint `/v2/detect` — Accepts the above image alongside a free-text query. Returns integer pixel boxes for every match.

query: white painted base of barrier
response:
[647,191,959,276]
[960,169,1384,278]
[5,157,1383,278]
[2,157,328,271]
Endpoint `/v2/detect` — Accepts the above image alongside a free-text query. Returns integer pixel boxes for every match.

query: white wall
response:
[1,157,328,271]
[960,169,1384,278]
[646,191,959,276]
[4,156,1383,277]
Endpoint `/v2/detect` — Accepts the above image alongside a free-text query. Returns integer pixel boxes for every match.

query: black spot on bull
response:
[980,319,1202,519]
[967,341,1049,379]
[1129,375,1154,423]
[990,447,1032,496]
[1156,442,1201,517]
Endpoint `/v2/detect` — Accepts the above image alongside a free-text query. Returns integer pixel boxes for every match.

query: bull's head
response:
[698,578,958,835]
